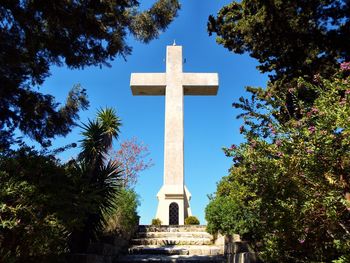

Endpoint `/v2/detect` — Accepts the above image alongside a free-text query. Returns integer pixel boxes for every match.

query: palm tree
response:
[69,107,123,253]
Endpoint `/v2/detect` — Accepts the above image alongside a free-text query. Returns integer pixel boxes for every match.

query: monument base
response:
[155,185,192,225]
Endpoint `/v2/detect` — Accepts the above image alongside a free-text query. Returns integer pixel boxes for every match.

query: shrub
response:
[104,188,139,236]
[0,149,74,263]
[151,218,162,226]
[184,216,200,225]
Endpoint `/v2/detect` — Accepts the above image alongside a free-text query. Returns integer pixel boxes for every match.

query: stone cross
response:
[130,45,218,225]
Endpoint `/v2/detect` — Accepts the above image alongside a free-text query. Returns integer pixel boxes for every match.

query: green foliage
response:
[151,218,162,226]
[0,107,124,260]
[208,0,350,83]
[0,148,74,262]
[206,70,350,262]
[129,0,181,43]
[104,188,139,235]
[206,188,258,236]
[184,216,200,225]
[0,0,180,150]
[208,0,350,116]
[0,84,89,150]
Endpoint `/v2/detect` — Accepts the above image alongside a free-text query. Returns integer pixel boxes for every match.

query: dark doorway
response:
[169,202,179,225]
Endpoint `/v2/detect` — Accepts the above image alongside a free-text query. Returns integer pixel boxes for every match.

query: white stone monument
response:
[130,44,219,225]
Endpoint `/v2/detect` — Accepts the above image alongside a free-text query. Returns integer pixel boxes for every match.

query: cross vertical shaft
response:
[164,45,184,187]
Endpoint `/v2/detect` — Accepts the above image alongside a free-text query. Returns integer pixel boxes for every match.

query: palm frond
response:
[97,107,122,148]
[68,159,123,243]
[78,119,106,167]
[87,161,123,239]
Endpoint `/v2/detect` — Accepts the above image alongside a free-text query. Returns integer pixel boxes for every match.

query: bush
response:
[151,218,162,226]
[205,194,256,236]
[184,216,200,225]
[104,188,139,236]
[0,149,74,263]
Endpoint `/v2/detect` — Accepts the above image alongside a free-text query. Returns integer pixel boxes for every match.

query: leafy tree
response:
[208,0,350,106]
[110,137,153,187]
[0,0,180,150]
[206,67,350,262]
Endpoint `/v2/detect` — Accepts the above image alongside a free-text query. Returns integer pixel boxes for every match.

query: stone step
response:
[227,252,262,263]
[129,245,223,256]
[138,225,207,233]
[136,231,212,239]
[132,237,212,246]
[117,254,225,262]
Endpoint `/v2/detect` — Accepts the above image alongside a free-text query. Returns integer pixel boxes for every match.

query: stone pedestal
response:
[155,185,192,225]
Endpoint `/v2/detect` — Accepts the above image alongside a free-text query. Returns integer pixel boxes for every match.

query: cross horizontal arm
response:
[130,73,166,95]
[182,73,219,95]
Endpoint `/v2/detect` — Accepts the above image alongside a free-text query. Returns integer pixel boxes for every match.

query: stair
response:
[117,225,225,262]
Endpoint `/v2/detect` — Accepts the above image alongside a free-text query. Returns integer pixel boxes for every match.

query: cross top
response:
[130,45,218,96]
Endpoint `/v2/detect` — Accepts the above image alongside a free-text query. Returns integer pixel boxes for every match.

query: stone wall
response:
[224,235,263,263]
[66,225,138,263]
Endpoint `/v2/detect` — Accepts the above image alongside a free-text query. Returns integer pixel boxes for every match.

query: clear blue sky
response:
[40,1,268,225]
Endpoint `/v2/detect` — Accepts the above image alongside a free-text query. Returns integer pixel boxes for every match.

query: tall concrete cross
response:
[130,45,219,225]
